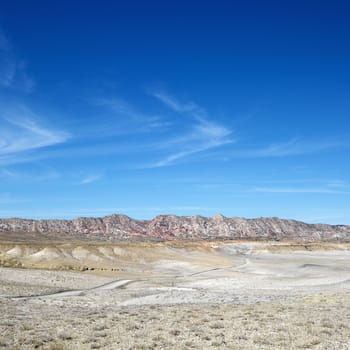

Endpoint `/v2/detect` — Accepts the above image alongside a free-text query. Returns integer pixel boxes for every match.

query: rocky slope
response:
[0,214,349,242]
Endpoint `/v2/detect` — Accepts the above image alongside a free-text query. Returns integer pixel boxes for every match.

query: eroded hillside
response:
[1,214,349,241]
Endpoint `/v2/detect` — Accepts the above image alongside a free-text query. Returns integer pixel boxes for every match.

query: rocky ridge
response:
[0,214,349,242]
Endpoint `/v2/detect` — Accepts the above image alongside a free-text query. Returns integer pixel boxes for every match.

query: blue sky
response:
[0,1,349,224]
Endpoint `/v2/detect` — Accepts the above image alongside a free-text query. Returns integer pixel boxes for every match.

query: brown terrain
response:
[1,215,350,349]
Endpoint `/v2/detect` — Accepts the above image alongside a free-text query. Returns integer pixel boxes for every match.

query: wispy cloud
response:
[0,168,18,179]
[150,91,198,113]
[251,187,350,195]
[79,174,101,185]
[96,97,142,119]
[0,166,61,181]
[229,138,342,158]
[95,97,171,133]
[150,91,233,167]
[0,105,70,161]
[153,121,232,167]
[0,30,34,93]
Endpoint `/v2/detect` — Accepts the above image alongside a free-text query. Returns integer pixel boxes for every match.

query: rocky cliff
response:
[0,214,349,242]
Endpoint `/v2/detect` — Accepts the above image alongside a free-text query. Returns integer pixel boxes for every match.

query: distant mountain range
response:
[0,214,349,242]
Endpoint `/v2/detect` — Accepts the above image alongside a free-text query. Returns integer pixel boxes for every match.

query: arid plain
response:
[1,239,350,349]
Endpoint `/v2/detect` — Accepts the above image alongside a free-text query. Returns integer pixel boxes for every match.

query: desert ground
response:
[0,240,350,349]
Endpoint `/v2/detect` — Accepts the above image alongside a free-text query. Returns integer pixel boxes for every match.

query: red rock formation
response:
[0,214,349,242]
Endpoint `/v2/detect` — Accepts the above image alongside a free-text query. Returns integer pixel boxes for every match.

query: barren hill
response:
[0,214,349,242]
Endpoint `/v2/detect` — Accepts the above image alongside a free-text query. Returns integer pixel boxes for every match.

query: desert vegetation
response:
[1,241,350,349]
[1,292,350,349]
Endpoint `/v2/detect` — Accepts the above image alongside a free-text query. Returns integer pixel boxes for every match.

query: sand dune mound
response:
[113,247,126,256]
[1,240,349,274]
[5,246,22,258]
[30,247,62,260]
[97,247,115,259]
[71,247,91,260]
[72,247,104,262]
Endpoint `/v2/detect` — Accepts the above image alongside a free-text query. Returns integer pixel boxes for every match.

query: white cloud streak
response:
[252,187,350,195]
[151,91,198,113]
[0,167,61,181]
[95,97,171,133]
[0,30,34,93]
[150,91,233,167]
[154,122,232,167]
[80,174,101,185]
[0,105,70,159]
[229,138,342,158]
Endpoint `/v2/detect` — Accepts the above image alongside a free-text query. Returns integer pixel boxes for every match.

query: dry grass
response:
[1,292,349,349]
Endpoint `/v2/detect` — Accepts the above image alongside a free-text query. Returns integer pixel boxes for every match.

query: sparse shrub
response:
[169,329,181,336]
[57,329,73,340]
[95,331,108,338]
[184,340,195,347]
[209,322,224,329]
[321,321,334,328]
[93,323,106,331]
[45,342,65,350]
[21,323,34,331]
